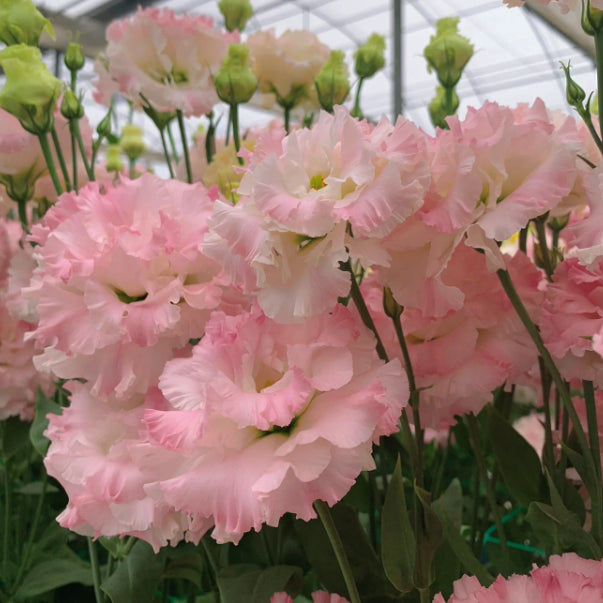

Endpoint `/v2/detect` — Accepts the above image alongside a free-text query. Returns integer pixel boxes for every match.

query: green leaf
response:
[101,540,164,603]
[251,565,303,603]
[431,480,494,586]
[488,406,543,506]
[14,481,58,495]
[13,558,93,599]
[381,457,415,593]
[29,388,61,456]
[1,416,31,458]
[413,485,443,590]
[162,552,206,588]
[217,564,262,603]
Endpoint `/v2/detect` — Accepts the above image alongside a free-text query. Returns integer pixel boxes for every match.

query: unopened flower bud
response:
[548,213,570,233]
[0,44,62,134]
[560,62,587,110]
[64,41,85,72]
[354,33,386,79]
[120,124,145,160]
[429,85,459,129]
[214,44,257,105]
[60,89,84,120]
[586,2,603,32]
[424,17,473,88]
[382,286,403,320]
[105,144,123,172]
[96,110,112,138]
[315,50,350,113]
[0,0,55,46]
[218,0,253,32]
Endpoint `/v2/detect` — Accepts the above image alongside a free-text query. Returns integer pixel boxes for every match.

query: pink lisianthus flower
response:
[44,382,204,551]
[95,7,238,116]
[271,592,350,603]
[433,553,603,602]
[362,246,543,429]
[205,107,430,322]
[25,173,230,399]
[146,304,408,544]
[502,0,579,11]
[539,258,603,386]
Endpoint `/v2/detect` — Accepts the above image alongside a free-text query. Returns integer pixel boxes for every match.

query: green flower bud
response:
[218,0,253,32]
[106,144,123,173]
[354,33,386,79]
[560,62,587,110]
[120,124,145,160]
[214,44,257,105]
[382,287,402,320]
[424,17,473,89]
[428,85,459,129]
[0,44,63,135]
[64,41,85,72]
[96,109,113,139]
[585,1,603,32]
[0,0,54,46]
[315,50,350,113]
[60,89,84,120]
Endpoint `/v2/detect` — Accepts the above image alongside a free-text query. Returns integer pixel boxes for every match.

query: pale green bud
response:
[120,124,145,160]
[354,33,385,79]
[60,89,84,120]
[64,41,85,72]
[429,85,459,129]
[106,144,123,172]
[218,0,253,32]
[424,17,474,88]
[0,0,54,46]
[0,44,63,135]
[560,62,587,110]
[315,50,350,113]
[214,44,257,105]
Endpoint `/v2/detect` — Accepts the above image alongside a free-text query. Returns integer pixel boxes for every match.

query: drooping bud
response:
[64,41,85,72]
[0,0,54,46]
[214,43,257,105]
[120,124,145,161]
[218,0,253,32]
[60,89,84,120]
[315,50,350,113]
[354,33,386,79]
[424,17,473,89]
[0,44,63,135]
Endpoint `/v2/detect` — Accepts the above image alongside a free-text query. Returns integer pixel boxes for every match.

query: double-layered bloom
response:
[146,304,408,544]
[26,173,229,399]
[94,7,238,116]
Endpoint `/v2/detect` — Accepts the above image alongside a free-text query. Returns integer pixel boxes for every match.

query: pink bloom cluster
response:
[434,553,603,602]
[271,591,349,603]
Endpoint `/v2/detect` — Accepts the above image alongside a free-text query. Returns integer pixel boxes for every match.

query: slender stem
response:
[69,121,78,192]
[538,357,557,478]
[167,122,179,163]
[284,105,291,135]
[595,28,603,144]
[470,461,482,556]
[351,77,364,118]
[73,120,94,181]
[579,110,603,156]
[159,128,175,179]
[466,413,510,573]
[38,132,63,196]
[534,217,554,280]
[497,268,597,485]
[230,104,244,166]
[583,379,603,544]
[128,158,136,180]
[87,538,104,603]
[51,126,71,191]
[176,110,192,184]
[205,114,215,165]
[2,454,10,581]
[314,500,361,603]
[16,199,28,233]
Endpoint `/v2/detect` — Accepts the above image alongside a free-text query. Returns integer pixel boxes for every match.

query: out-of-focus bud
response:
[120,124,145,160]
[64,41,85,72]
[424,17,473,88]
[218,0,253,32]
[383,286,403,320]
[548,213,570,233]
[354,33,386,79]
[560,62,587,111]
[0,0,55,46]
[60,89,84,120]
[428,85,459,129]
[214,44,257,105]
[96,109,112,139]
[0,44,63,135]
[586,1,603,32]
[315,50,350,113]
[105,144,123,172]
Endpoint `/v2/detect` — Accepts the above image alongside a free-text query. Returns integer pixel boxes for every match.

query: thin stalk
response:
[87,537,104,603]
[128,158,136,180]
[539,357,557,479]
[470,461,482,556]
[38,132,63,196]
[16,199,28,233]
[314,500,361,603]
[51,126,72,191]
[534,217,553,280]
[351,77,364,118]
[73,120,94,181]
[230,104,244,166]
[519,227,528,254]
[284,105,291,135]
[159,128,175,179]
[167,121,179,163]
[497,268,596,484]
[595,28,603,144]
[2,456,10,581]
[583,379,603,544]
[579,111,603,156]
[466,413,510,574]
[176,110,192,184]
[69,121,79,192]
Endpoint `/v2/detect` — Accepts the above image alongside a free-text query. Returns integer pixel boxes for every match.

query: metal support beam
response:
[392,0,403,118]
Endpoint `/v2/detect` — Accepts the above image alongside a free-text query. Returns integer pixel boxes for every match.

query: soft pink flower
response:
[270,593,350,603]
[26,173,229,399]
[434,553,603,602]
[95,7,237,116]
[148,304,407,544]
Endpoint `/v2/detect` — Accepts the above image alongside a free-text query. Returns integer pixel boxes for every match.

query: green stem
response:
[497,268,597,487]
[69,121,79,192]
[87,538,104,603]
[470,461,482,556]
[314,500,361,603]
[534,217,554,280]
[38,132,63,196]
[167,121,179,163]
[351,77,364,118]
[73,120,94,181]
[595,28,603,143]
[2,453,10,582]
[284,105,291,135]
[176,110,192,184]
[578,109,603,156]
[159,128,175,179]
[128,158,136,180]
[205,113,215,165]
[51,126,71,192]
[16,199,28,233]
[583,379,603,544]
[466,413,510,574]
[230,104,244,166]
